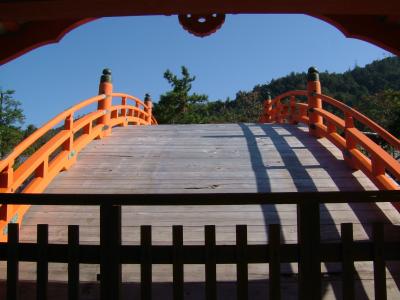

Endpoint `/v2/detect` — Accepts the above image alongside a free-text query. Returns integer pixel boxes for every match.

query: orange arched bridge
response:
[0,68,399,299]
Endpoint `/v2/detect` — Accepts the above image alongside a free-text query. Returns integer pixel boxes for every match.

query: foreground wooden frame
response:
[1,1,400,64]
[0,191,399,300]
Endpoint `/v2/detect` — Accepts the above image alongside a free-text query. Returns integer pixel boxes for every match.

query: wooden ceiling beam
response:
[1,0,400,22]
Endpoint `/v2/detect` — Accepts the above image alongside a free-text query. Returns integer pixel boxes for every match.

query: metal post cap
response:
[307,66,319,81]
[144,93,152,102]
[100,68,112,83]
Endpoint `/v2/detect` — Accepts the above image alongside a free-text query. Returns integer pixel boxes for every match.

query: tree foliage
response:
[0,89,25,158]
[153,66,208,123]
[153,57,400,138]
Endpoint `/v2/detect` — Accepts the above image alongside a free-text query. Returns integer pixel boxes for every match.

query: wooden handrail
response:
[0,92,155,194]
[0,94,106,172]
[317,93,400,151]
[259,67,400,191]
[0,69,157,240]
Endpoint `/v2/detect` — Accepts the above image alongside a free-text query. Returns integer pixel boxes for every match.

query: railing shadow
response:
[239,123,374,299]
[281,124,400,291]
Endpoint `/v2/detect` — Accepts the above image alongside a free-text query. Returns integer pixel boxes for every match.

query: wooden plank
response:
[68,225,79,300]
[172,225,184,300]
[236,225,248,300]
[37,224,48,300]
[45,124,377,194]
[141,225,152,300]
[205,225,216,300]
[373,223,387,300]
[341,223,355,300]
[269,224,281,300]
[7,223,19,300]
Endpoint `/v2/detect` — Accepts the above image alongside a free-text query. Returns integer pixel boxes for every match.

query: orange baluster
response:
[63,113,74,151]
[289,95,297,124]
[0,162,13,193]
[343,113,359,170]
[121,97,128,127]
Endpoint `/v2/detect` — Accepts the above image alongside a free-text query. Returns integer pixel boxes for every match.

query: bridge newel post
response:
[259,91,272,123]
[307,67,323,137]
[98,68,113,137]
[144,93,153,125]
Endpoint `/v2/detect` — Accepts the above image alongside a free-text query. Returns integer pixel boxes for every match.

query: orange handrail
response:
[259,67,400,191]
[0,77,157,241]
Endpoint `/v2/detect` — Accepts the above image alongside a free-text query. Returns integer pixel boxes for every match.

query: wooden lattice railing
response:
[0,69,157,240]
[0,191,399,300]
[259,67,400,191]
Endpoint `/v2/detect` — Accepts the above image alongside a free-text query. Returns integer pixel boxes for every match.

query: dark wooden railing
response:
[0,191,400,300]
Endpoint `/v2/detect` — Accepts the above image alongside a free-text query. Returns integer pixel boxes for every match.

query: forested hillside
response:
[153,56,400,136]
[1,56,399,159]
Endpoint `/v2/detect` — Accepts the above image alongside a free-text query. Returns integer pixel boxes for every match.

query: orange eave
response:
[0,0,399,64]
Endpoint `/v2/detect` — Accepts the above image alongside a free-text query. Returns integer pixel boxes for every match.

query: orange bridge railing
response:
[259,67,400,191]
[0,69,157,240]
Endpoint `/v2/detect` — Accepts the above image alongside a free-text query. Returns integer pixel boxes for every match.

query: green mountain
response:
[154,56,400,136]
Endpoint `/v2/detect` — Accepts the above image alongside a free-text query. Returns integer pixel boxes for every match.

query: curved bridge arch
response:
[0,78,157,238]
[259,69,400,191]
[0,67,399,242]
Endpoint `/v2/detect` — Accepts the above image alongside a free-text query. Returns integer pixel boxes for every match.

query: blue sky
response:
[0,14,391,127]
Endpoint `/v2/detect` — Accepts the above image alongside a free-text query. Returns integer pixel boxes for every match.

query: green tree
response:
[154,66,208,123]
[0,89,24,158]
[358,89,400,137]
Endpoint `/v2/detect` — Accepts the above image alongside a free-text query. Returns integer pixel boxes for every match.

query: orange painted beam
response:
[1,1,400,21]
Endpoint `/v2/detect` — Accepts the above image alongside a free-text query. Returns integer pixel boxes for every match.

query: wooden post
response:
[205,225,217,300]
[269,224,281,300]
[307,67,322,137]
[68,225,79,300]
[37,224,49,300]
[297,200,321,300]
[98,69,113,137]
[7,223,19,300]
[144,94,153,125]
[141,225,152,300]
[172,225,184,300]
[100,204,121,300]
[236,225,248,300]
[341,223,355,300]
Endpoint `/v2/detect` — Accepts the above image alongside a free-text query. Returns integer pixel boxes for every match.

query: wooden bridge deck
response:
[3,124,400,299]
[46,123,376,193]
